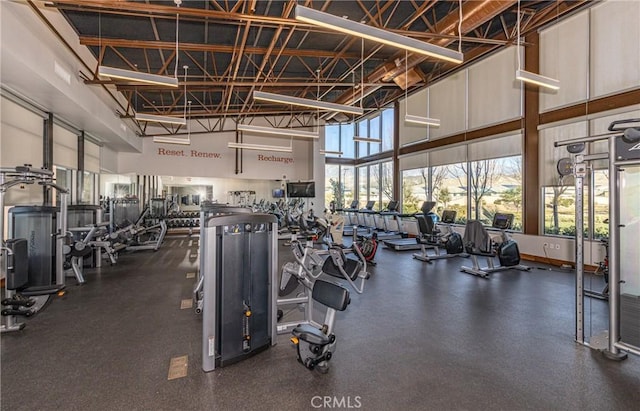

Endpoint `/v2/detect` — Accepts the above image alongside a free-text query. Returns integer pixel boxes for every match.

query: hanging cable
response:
[404,49,408,117]
[458,0,463,54]
[183,65,188,120]
[174,0,181,78]
[360,36,364,110]
[517,0,521,70]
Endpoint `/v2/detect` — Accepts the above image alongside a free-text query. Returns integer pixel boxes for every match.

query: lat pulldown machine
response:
[555,118,640,360]
[1,165,68,332]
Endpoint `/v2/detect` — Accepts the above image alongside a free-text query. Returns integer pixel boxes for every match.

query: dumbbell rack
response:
[145,212,201,235]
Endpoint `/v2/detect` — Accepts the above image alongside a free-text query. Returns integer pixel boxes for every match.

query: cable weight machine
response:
[1,165,69,332]
[555,119,640,360]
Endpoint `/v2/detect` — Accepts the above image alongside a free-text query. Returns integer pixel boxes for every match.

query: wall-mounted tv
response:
[286,182,315,198]
[272,188,285,198]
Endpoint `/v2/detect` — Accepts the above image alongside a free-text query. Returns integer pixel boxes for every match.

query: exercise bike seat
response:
[292,324,331,346]
[20,284,66,297]
[322,248,362,281]
[462,220,494,256]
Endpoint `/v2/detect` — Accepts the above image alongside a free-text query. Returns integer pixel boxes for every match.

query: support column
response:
[523,32,540,235]
[77,131,85,204]
[393,101,400,203]
[43,113,54,205]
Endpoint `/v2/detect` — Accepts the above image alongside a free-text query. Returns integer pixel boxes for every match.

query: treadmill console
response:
[364,200,375,211]
[421,201,436,215]
[386,200,399,213]
[492,213,514,230]
[440,210,457,224]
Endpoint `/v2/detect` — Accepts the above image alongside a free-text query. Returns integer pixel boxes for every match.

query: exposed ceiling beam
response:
[78,37,371,59]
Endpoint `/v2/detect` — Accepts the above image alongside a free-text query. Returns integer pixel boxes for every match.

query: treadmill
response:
[373,200,403,240]
[342,200,373,237]
[383,201,437,251]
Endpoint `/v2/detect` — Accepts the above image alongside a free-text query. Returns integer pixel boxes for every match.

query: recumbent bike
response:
[460,213,530,278]
[413,209,467,263]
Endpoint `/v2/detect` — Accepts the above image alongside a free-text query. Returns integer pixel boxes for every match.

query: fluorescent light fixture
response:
[253,91,363,115]
[295,5,463,64]
[404,114,441,127]
[135,113,187,125]
[237,123,319,139]
[353,136,382,143]
[319,150,343,155]
[153,136,191,145]
[515,69,560,91]
[228,142,293,153]
[98,66,179,87]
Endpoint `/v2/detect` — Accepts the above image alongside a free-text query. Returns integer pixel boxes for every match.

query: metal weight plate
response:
[557,158,573,176]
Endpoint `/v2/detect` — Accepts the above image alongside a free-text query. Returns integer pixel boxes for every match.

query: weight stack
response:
[200,213,277,372]
[620,293,640,348]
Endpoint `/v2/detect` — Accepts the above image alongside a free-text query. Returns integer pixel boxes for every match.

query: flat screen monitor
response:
[441,210,457,224]
[272,188,285,198]
[286,182,315,198]
[492,213,514,230]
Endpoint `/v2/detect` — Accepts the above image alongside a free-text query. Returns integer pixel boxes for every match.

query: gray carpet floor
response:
[2,235,639,411]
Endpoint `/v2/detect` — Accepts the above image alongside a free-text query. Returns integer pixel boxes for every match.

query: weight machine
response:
[554,118,640,360]
[1,165,68,332]
[200,212,278,372]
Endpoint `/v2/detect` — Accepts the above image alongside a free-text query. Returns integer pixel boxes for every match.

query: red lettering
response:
[158,148,166,155]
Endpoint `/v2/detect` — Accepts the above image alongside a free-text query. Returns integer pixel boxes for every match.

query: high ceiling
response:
[50,0,588,136]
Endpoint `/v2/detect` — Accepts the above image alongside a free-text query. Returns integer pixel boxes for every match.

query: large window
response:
[340,123,355,158]
[54,165,73,205]
[324,123,354,158]
[357,161,393,211]
[432,164,466,224]
[80,171,99,204]
[443,163,468,224]
[462,156,522,228]
[381,162,393,206]
[357,166,368,208]
[543,185,579,237]
[592,169,609,239]
[325,124,340,156]
[325,164,339,206]
[342,166,355,207]
[400,156,522,228]
[369,116,380,156]
[381,108,394,152]
[356,107,394,159]
[357,119,368,158]
[542,169,607,239]
[401,167,429,213]
[324,164,355,209]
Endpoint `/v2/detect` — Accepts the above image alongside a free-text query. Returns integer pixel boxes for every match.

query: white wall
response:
[539,11,589,111]
[540,0,640,112]
[118,131,313,181]
[399,47,522,147]
[467,46,522,129]
[0,97,45,205]
[0,1,140,152]
[589,0,640,98]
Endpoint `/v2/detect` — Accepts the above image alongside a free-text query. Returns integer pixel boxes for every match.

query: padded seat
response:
[322,249,361,281]
[292,323,331,346]
[416,215,441,245]
[462,220,494,256]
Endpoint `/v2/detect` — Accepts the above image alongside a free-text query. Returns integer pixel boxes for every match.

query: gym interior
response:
[1,1,639,410]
